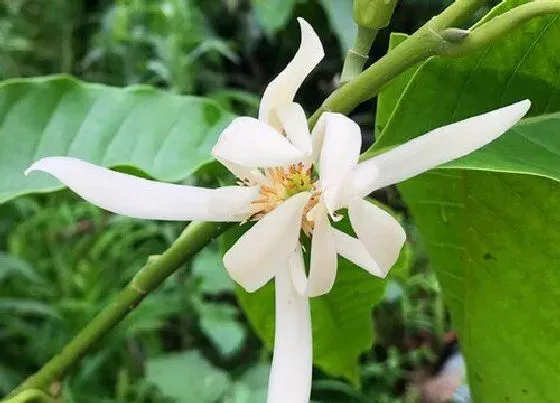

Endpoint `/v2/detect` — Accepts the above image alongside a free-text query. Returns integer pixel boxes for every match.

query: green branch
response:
[340,26,379,84]
[340,0,399,83]
[309,0,560,126]
[3,389,54,403]
[9,221,231,396]
[442,1,560,56]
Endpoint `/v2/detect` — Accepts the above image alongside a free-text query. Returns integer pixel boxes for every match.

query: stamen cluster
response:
[248,163,320,235]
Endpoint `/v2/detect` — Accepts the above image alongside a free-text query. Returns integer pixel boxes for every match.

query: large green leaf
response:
[0,75,233,203]
[227,214,395,385]
[375,0,560,401]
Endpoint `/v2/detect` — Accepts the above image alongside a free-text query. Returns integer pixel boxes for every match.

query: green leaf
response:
[0,298,61,319]
[146,351,231,403]
[0,252,43,284]
[223,363,270,403]
[225,216,388,385]
[198,302,247,358]
[375,1,560,401]
[0,363,20,395]
[0,75,234,204]
[319,0,357,54]
[192,242,235,295]
[251,0,299,37]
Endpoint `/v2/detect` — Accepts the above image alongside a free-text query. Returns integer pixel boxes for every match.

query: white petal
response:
[312,113,362,212]
[332,229,384,277]
[258,18,324,128]
[351,100,531,197]
[215,157,269,185]
[348,198,406,277]
[291,204,337,297]
[276,102,312,157]
[223,192,311,292]
[212,116,305,168]
[25,157,258,221]
[268,262,312,403]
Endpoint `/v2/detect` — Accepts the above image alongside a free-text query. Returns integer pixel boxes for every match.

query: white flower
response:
[24,16,531,403]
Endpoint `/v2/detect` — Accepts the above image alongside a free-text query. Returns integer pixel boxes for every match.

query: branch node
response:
[441,27,471,43]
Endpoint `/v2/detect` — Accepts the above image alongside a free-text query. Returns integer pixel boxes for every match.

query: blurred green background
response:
[0,0,476,402]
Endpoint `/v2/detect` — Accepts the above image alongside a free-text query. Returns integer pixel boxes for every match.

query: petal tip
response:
[25,156,83,176]
[296,17,324,59]
[24,157,55,176]
[516,99,531,115]
[24,163,37,176]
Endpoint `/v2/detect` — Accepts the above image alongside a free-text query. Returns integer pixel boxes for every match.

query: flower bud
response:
[353,0,398,29]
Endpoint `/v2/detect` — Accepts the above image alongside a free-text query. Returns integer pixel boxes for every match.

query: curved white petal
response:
[26,157,258,221]
[332,229,384,277]
[291,203,337,297]
[352,100,531,197]
[267,263,312,403]
[276,102,312,157]
[223,192,311,292]
[212,116,305,168]
[348,198,406,277]
[312,113,362,212]
[259,18,324,128]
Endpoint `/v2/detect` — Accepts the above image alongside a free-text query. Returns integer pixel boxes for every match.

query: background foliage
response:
[2,0,546,402]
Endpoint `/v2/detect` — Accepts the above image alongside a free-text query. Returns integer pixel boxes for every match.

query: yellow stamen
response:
[245,163,320,237]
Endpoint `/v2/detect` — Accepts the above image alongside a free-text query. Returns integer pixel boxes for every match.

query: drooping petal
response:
[267,259,313,403]
[291,203,337,297]
[25,157,258,221]
[332,229,384,277]
[223,192,311,292]
[212,116,305,168]
[312,113,362,213]
[276,102,312,157]
[258,18,324,128]
[351,100,531,197]
[348,198,406,277]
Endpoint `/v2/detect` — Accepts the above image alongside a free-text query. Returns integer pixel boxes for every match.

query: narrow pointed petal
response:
[352,100,531,197]
[223,192,311,292]
[312,113,361,212]
[332,229,384,277]
[276,102,312,157]
[267,261,312,403]
[349,198,406,277]
[259,18,324,127]
[291,204,337,296]
[212,116,305,168]
[26,157,258,221]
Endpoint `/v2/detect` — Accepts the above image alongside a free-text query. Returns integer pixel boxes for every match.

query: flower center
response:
[248,163,320,236]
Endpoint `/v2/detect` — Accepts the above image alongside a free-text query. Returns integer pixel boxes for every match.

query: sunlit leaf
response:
[0,75,233,204]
